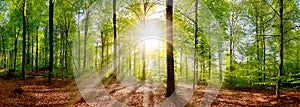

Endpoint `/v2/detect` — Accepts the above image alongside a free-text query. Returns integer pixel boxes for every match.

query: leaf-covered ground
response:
[0,78,299,107]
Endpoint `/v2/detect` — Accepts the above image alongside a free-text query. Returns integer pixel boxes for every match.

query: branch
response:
[263,0,280,16]
[145,0,161,16]
[176,9,195,24]
[284,37,300,44]
[257,34,279,37]
[284,25,300,35]
[126,6,141,21]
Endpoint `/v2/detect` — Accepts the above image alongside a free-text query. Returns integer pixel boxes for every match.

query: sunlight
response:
[144,39,160,50]
[138,22,163,51]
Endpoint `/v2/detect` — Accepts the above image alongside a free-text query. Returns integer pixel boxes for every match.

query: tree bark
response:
[165,0,175,97]
[48,0,54,83]
[193,0,198,89]
[77,13,81,70]
[83,9,90,70]
[113,0,117,78]
[276,0,283,99]
[22,0,27,80]
[36,26,39,72]
[14,27,18,74]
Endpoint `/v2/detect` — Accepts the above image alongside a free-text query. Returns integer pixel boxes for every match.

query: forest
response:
[0,0,300,106]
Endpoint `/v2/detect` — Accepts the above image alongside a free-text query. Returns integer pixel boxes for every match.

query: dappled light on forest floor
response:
[0,78,300,106]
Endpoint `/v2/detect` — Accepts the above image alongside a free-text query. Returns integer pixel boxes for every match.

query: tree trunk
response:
[36,26,39,72]
[193,0,198,89]
[276,0,283,99]
[113,0,117,78]
[186,56,188,81]
[48,0,54,83]
[142,42,146,81]
[22,0,27,80]
[31,29,34,73]
[255,7,262,82]
[180,48,183,79]
[14,28,18,74]
[218,49,223,83]
[165,0,175,97]
[77,13,81,70]
[83,9,90,70]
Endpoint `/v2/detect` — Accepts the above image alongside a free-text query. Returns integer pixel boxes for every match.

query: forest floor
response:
[0,77,299,107]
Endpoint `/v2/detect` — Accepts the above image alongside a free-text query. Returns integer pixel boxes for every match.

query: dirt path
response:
[0,78,299,107]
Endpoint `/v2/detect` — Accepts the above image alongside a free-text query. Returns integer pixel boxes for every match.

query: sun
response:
[138,22,163,51]
[144,39,161,50]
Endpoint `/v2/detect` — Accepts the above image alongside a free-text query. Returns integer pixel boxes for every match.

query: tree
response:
[193,0,198,90]
[22,0,27,80]
[165,0,175,97]
[113,0,117,78]
[48,0,54,83]
[276,0,283,98]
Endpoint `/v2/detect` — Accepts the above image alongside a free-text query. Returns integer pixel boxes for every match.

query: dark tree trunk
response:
[101,32,105,69]
[276,0,283,99]
[113,0,117,78]
[31,28,34,73]
[14,32,18,74]
[36,26,39,72]
[142,42,146,81]
[193,0,198,89]
[22,0,27,80]
[48,0,54,83]
[165,0,175,97]
[255,7,262,82]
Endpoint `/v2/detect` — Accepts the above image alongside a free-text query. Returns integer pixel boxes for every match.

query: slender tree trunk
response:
[101,32,105,69]
[27,21,30,68]
[4,36,6,69]
[134,49,136,76]
[229,1,235,84]
[0,34,3,69]
[106,38,109,70]
[218,49,223,83]
[44,26,48,68]
[31,29,34,73]
[95,44,98,69]
[276,0,283,99]
[14,28,18,74]
[180,48,183,79]
[297,42,299,71]
[22,0,27,80]
[193,0,198,89]
[77,13,81,70]
[65,20,70,74]
[83,9,90,70]
[142,42,146,81]
[48,0,54,83]
[263,29,266,81]
[255,8,262,82]
[128,47,131,75]
[165,0,175,97]
[113,0,117,78]
[186,56,188,81]
[297,43,299,72]
[36,26,39,72]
